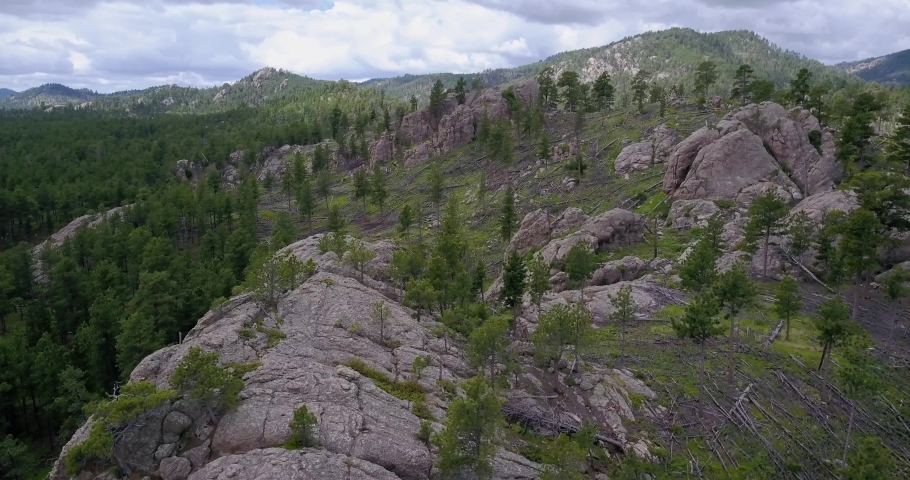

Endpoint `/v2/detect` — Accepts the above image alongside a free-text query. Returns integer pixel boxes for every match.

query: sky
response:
[1,0,908,93]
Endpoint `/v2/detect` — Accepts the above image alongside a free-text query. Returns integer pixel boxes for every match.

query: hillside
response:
[0,88,16,100]
[836,48,910,85]
[364,28,860,104]
[0,83,99,108]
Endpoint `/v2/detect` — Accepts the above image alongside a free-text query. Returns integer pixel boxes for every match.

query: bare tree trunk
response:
[843,400,856,464]
[763,232,770,280]
[699,342,706,421]
[728,316,735,384]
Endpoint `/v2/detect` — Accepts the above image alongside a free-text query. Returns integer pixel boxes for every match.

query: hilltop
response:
[0,88,16,100]
[364,28,861,104]
[836,48,910,85]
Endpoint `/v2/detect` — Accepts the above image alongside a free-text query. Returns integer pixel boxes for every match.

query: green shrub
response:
[412,401,435,421]
[284,404,319,449]
[255,324,286,347]
[417,420,433,446]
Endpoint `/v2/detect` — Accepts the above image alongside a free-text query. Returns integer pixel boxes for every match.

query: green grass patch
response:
[344,358,426,403]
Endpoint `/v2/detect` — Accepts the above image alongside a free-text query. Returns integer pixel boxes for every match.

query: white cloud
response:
[0,0,906,92]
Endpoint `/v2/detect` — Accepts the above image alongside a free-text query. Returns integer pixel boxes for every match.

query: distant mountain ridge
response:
[0,88,16,100]
[0,27,872,112]
[835,48,910,85]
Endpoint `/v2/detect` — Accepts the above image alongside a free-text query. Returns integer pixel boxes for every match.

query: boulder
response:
[589,256,648,288]
[159,456,192,480]
[667,199,720,230]
[182,444,211,469]
[541,279,684,324]
[434,104,476,154]
[162,411,192,443]
[615,125,680,174]
[551,207,588,237]
[368,132,397,169]
[540,209,645,265]
[507,209,552,256]
[663,127,721,193]
[875,261,910,283]
[403,141,434,168]
[673,129,802,205]
[111,403,171,474]
[725,103,842,195]
[186,448,400,480]
[788,189,860,223]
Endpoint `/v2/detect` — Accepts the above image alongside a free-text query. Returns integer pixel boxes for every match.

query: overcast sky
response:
[1,0,908,93]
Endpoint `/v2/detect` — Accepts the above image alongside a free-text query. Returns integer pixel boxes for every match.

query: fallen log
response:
[764,321,784,348]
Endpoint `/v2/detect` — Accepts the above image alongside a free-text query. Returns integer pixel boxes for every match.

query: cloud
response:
[0,0,907,92]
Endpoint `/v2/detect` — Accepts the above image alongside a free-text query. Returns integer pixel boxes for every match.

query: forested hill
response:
[836,48,910,85]
[0,68,339,113]
[0,89,16,100]
[364,28,862,105]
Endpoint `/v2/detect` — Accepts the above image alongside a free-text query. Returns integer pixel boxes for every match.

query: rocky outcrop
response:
[369,132,397,169]
[788,189,859,223]
[589,256,648,288]
[664,102,842,205]
[540,209,645,265]
[401,82,537,167]
[507,209,552,256]
[614,125,680,175]
[188,448,401,480]
[667,199,721,230]
[176,159,205,183]
[672,129,802,205]
[551,207,589,237]
[663,127,721,193]
[724,103,842,195]
[541,278,684,324]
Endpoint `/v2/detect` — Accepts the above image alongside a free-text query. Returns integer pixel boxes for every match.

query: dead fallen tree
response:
[502,398,625,452]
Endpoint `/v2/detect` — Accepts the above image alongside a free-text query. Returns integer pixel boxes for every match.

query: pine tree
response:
[502,252,526,317]
[344,239,376,282]
[454,76,467,105]
[845,436,896,479]
[786,211,816,265]
[564,243,597,305]
[631,70,650,112]
[470,76,484,93]
[429,80,445,119]
[774,276,802,341]
[370,164,388,214]
[537,67,558,106]
[789,68,813,107]
[679,239,717,293]
[744,189,789,279]
[887,103,910,173]
[608,285,636,366]
[713,263,756,383]
[409,95,418,112]
[838,346,882,464]
[731,64,755,105]
[429,163,445,223]
[297,179,314,232]
[500,185,517,241]
[352,168,370,209]
[476,171,488,210]
[672,293,723,419]
[838,209,883,319]
[372,300,391,345]
[532,303,593,369]
[316,170,332,210]
[467,315,512,384]
[526,256,551,313]
[592,72,615,111]
[814,296,854,374]
[171,346,244,424]
[434,376,502,479]
[557,71,582,111]
[398,204,414,236]
[693,61,718,107]
[404,278,437,322]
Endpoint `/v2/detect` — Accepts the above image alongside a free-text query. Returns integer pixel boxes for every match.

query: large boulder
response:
[788,189,860,223]
[368,132,397,169]
[588,256,648,288]
[615,125,680,175]
[187,448,401,480]
[724,103,842,195]
[541,278,685,324]
[551,207,588,237]
[672,129,802,205]
[507,209,552,256]
[663,127,721,193]
[540,209,645,265]
[667,199,720,230]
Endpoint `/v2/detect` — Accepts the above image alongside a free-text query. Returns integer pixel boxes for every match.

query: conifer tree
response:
[500,186,517,241]
[608,285,636,366]
[774,276,802,341]
[297,179,314,232]
[429,164,445,223]
[344,239,376,282]
[713,263,756,383]
[592,72,615,111]
[887,104,910,173]
[316,170,332,210]
[429,80,446,119]
[557,71,582,111]
[532,303,593,369]
[171,346,244,424]
[467,315,512,384]
[526,256,551,313]
[679,239,718,293]
[672,293,723,419]
[745,190,789,279]
[631,70,650,112]
[502,252,526,317]
[693,61,718,106]
[370,164,388,213]
[814,296,854,374]
[434,377,502,479]
[398,204,414,236]
[537,67,558,106]
[352,168,370,209]
[454,76,467,105]
[789,68,813,107]
[731,64,755,105]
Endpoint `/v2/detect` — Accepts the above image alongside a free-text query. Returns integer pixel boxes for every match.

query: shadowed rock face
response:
[540,209,646,265]
[614,125,680,175]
